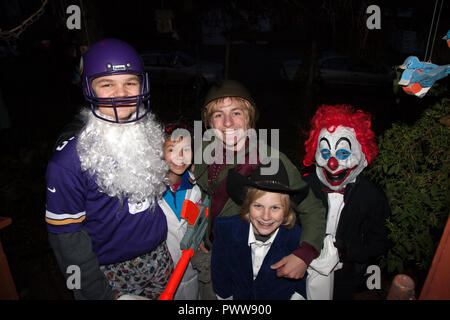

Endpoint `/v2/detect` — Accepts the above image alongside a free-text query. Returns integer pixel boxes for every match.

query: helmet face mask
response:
[81,39,151,123]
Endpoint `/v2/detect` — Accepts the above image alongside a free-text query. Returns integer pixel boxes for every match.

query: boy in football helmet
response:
[46,39,172,300]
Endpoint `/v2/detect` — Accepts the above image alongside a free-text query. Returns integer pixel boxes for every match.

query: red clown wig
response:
[303,104,378,167]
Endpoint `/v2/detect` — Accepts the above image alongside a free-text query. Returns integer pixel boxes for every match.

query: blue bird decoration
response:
[398,56,449,98]
[443,30,450,48]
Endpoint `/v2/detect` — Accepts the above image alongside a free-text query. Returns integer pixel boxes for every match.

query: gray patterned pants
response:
[100,241,174,299]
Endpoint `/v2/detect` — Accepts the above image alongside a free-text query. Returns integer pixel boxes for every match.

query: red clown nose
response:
[327,157,339,171]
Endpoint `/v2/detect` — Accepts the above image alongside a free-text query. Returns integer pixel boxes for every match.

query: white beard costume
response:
[76,109,169,208]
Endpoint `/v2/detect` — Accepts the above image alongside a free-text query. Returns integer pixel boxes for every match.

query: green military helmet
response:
[202,80,259,126]
[204,80,256,107]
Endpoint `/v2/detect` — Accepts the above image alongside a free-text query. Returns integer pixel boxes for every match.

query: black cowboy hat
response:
[226,160,309,206]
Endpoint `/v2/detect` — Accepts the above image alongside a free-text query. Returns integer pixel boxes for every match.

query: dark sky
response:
[0,0,448,149]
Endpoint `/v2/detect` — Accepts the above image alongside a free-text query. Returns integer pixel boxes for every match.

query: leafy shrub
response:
[365,98,449,275]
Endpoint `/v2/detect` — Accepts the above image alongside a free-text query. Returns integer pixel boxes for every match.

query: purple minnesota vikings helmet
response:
[81,38,150,123]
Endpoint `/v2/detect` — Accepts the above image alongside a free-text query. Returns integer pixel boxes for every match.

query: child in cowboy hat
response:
[210,160,309,300]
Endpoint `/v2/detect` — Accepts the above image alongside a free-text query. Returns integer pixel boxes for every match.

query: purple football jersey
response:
[45,137,167,265]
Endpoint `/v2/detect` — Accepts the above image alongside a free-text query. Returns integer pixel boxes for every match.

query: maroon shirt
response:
[207,142,260,243]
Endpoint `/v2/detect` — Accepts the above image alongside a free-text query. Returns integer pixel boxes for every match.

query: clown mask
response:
[315,125,368,191]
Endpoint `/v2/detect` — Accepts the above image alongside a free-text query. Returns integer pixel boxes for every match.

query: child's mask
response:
[314,126,367,191]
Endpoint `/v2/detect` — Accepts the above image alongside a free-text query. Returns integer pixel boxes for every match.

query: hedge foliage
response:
[365,96,449,274]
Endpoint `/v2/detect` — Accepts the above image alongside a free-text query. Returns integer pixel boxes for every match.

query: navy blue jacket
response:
[211,215,307,300]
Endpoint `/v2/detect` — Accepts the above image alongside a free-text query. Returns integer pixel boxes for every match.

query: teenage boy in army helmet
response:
[191,80,326,299]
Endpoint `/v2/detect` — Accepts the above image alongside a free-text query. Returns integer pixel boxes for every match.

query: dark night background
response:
[0,0,448,300]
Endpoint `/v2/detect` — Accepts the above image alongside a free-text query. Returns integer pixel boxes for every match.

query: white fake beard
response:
[77,109,169,207]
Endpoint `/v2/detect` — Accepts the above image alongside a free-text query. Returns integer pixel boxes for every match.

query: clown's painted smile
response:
[322,165,358,186]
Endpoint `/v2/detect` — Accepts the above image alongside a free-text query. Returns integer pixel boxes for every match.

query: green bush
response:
[365,98,449,275]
